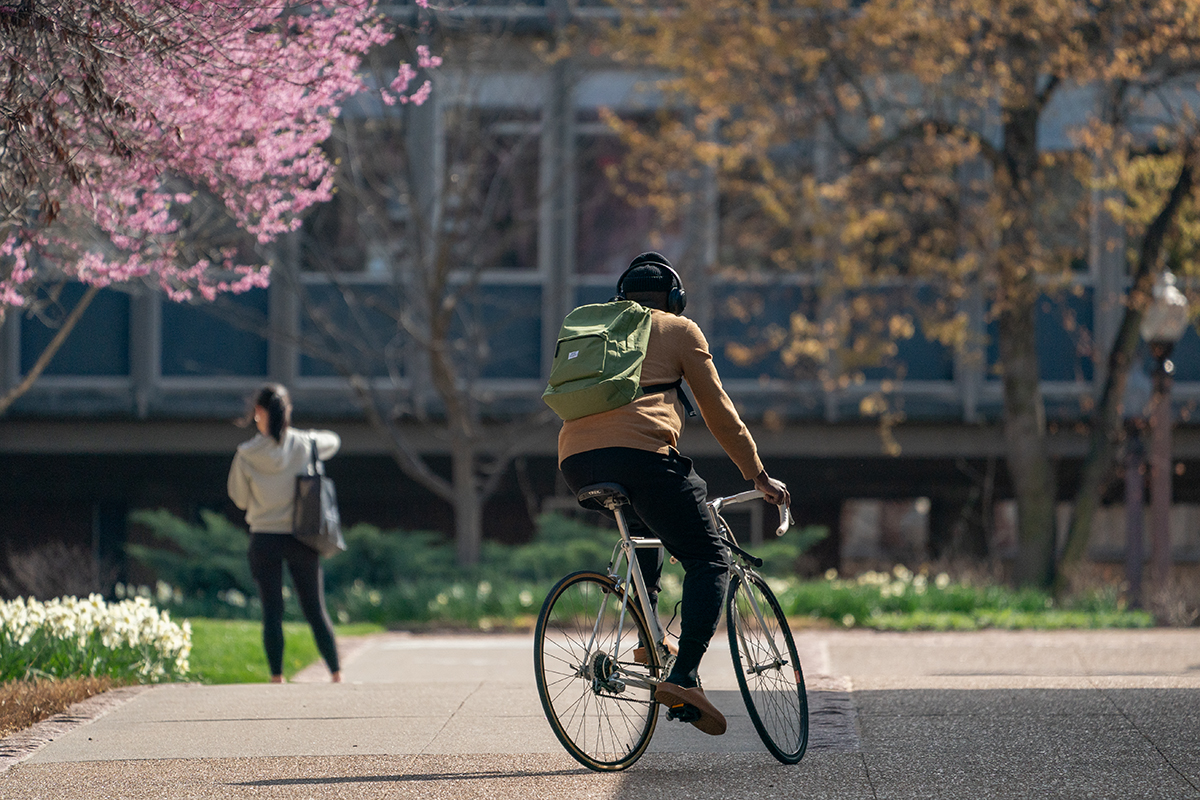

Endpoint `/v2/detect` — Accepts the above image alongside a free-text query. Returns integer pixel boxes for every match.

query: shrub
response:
[127,509,256,616]
[119,507,1155,632]
[772,565,1153,629]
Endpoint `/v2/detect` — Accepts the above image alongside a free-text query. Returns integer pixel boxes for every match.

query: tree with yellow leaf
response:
[602,0,1200,587]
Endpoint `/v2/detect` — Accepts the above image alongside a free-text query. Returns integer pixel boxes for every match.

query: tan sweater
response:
[557,309,764,480]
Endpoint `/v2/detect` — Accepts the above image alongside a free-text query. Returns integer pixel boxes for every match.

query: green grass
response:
[185,619,383,684]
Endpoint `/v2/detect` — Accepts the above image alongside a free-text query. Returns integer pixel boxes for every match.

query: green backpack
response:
[543,300,694,421]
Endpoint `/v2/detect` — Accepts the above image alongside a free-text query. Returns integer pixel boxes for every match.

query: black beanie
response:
[620,252,674,294]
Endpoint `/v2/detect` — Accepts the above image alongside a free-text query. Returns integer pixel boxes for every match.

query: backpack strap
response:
[642,378,697,417]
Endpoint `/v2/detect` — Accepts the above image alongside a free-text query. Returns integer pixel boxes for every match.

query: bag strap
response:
[308,438,323,476]
[642,378,697,417]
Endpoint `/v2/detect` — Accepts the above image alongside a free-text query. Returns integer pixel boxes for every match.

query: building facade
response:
[2,1,1199,591]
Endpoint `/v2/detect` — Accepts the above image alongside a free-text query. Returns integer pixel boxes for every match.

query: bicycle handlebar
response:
[708,489,792,537]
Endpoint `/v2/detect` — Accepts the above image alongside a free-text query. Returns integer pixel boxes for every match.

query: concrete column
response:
[0,310,18,395]
[813,119,841,423]
[540,58,575,376]
[268,233,300,387]
[406,86,442,410]
[128,288,159,419]
[681,162,717,331]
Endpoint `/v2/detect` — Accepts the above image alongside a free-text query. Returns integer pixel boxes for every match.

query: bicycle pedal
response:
[665,703,702,723]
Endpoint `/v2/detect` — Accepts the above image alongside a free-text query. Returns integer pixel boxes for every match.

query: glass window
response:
[718,138,818,276]
[444,107,541,272]
[161,290,269,377]
[301,115,413,274]
[298,283,402,379]
[20,284,130,377]
[576,116,683,276]
[1034,159,1089,273]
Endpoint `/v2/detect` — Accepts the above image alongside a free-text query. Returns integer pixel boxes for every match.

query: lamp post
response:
[1138,271,1191,591]
[1121,363,1151,608]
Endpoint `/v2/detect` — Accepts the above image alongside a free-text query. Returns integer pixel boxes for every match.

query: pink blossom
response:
[1,1,441,307]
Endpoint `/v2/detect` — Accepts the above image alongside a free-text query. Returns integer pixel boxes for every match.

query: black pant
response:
[560,447,729,686]
[248,533,340,676]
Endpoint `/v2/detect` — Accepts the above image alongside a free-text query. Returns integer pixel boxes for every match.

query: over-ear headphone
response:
[615,253,687,316]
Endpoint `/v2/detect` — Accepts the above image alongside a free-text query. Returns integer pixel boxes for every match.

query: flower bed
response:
[0,595,191,682]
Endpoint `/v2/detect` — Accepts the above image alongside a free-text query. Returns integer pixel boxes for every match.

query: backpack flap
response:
[543,300,653,421]
[549,332,608,384]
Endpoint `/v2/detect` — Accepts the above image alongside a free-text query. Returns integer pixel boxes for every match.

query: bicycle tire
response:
[726,572,809,764]
[533,570,660,771]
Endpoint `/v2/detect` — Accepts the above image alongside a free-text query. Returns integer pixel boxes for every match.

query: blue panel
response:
[470,284,541,380]
[890,328,955,381]
[985,289,1096,382]
[575,285,617,308]
[852,287,956,382]
[299,283,401,379]
[710,284,819,380]
[1038,289,1094,382]
[20,284,130,376]
[1171,324,1200,382]
[160,290,268,377]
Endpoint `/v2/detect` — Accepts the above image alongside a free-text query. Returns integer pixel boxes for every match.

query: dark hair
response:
[254,383,292,443]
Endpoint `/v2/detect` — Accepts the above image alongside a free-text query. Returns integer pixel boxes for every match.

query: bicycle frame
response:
[709,494,792,676]
[587,489,791,692]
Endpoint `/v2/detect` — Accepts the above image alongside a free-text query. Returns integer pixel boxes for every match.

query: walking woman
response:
[227,383,342,683]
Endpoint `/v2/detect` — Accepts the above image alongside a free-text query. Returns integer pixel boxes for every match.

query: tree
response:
[1059,138,1200,585]
[603,0,1200,586]
[0,0,431,412]
[238,30,554,566]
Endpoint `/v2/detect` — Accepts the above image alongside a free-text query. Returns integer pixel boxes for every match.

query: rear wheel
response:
[727,572,809,764]
[533,571,659,771]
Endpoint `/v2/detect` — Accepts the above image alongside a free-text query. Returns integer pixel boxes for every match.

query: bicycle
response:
[533,482,809,771]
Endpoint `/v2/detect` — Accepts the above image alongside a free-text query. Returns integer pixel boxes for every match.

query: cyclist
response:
[557,251,790,736]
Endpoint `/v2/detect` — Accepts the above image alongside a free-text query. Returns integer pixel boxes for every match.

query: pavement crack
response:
[859,750,880,799]
[1096,682,1200,795]
[418,680,485,756]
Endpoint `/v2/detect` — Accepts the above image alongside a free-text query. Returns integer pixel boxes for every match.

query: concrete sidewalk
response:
[1,629,1198,798]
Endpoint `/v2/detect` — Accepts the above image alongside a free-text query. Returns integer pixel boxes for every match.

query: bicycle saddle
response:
[575,482,630,511]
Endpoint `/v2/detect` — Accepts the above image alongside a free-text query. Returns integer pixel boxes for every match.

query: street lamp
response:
[1121,362,1151,608]
[1138,271,1191,590]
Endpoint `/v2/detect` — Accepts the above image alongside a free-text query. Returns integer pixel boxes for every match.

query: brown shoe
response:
[655,681,726,736]
[633,639,679,665]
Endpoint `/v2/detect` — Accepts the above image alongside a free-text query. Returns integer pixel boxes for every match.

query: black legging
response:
[248,533,340,677]
[560,447,729,688]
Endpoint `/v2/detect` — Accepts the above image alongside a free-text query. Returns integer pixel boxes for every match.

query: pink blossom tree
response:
[0,0,436,410]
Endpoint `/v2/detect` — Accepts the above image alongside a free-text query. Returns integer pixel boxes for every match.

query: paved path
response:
[1,629,1199,798]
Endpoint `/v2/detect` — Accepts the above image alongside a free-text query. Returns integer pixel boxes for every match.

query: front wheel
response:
[727,572,809,764]
[533,571,659,771]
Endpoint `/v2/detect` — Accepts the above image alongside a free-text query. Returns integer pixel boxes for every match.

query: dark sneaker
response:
[654,681,726,735]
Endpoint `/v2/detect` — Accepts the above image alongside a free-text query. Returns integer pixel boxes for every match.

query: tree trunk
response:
[999,296,1058,587]
[451,434,483,567]
[1058,158,1194,586]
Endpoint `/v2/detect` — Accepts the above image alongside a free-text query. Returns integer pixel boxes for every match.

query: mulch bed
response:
[0,677,115,740]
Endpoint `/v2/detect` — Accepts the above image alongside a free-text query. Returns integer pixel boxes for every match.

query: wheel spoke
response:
[727,573,809,764]
[534,572,659,771]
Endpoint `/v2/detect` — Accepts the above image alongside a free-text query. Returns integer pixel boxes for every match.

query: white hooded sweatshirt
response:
[227,428,341,533]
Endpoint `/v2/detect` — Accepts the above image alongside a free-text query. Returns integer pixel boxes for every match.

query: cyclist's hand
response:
[753,470,790,508]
